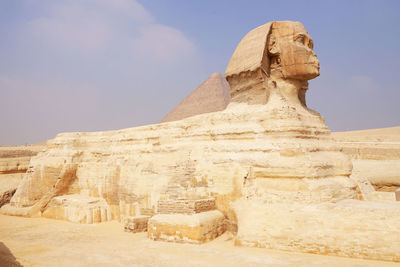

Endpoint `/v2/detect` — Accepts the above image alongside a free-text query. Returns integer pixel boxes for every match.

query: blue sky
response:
[1,0,399,145]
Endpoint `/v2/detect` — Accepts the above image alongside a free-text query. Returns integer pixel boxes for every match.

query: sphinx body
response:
[2,21,400,261]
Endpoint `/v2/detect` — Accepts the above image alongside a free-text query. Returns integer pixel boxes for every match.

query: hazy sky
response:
[1,0,399,145]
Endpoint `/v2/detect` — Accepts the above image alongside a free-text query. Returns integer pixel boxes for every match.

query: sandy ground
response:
[332,126,400,142]
[1,127,399,266]
[0,215,399,267]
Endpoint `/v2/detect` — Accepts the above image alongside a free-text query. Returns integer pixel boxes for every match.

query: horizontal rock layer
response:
[148,210,225,244]
[0,144,45,175]
[7,103,354,221]
[41,194,112,224]
[0,144,46,207]
[333,127,400,191]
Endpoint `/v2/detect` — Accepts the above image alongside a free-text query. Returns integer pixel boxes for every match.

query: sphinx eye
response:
[295,34,305,44]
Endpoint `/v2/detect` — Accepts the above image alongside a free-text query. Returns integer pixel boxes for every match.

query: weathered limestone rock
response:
[4,102,355,220]
[157,198,216,214]
[148,198,225,243]
[0,144,45,178]
[148,210,225,244]
[234,199,400,262]
[2,20,400,261]
[332,127,400,192]
[0,144,46,203]
[161,72,230,122]
[41,194,111,224]
[123,215,150,233]
[226,21,319,105]
[0,188,16,208]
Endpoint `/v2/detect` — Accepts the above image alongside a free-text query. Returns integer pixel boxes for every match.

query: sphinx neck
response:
[268,77,308,108]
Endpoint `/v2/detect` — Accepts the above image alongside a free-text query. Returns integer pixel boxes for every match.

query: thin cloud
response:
[0,0,202,145]
[132,24,196,63]
[29,16,111,53]
[26,0,195,60]
[92,0,154,23]
[349,75,379,92]
[0,75,103,144]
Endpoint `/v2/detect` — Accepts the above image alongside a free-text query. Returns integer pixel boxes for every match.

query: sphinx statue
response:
[226,21,319,105]
[4,20,355,221]
[2,21,400,261]
[223,21,356,203]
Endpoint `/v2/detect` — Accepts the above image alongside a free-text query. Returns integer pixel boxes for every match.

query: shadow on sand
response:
[0,242,23,267]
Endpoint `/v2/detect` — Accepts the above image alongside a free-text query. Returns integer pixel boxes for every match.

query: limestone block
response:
[148,210,225,244]
[234,199,400,262]
[332,127,400,192]
[123,215,150,233]
[41,194,111,224]
[396,189,400,201]
[0,203,32,217]
[349,174,375,200]
[157,198,216,214]
[350,160,400,191]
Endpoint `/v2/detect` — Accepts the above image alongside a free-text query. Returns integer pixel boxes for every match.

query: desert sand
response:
[1,214,399,267]
[333,126,400,142]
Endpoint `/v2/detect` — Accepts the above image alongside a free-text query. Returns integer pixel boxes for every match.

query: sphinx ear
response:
[268,34,280,56]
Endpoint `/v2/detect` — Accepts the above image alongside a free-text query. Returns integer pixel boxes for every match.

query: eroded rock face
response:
[5,100,354,219]
[0,144,46,207]
[0,144,45,192]
[0,189,16,208]
[226,21,319,105]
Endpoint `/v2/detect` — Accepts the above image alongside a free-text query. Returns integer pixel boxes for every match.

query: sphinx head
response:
[225,21,320,104]
[268,21,320,81]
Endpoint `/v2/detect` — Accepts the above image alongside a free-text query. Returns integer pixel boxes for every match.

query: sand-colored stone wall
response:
[333,127,400,191]
[157,199,216,215]
[7,103,354,220]
[0,144,46,206]
[234,199,400,262]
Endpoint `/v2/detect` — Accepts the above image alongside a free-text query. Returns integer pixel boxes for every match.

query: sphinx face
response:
[269,21,320,80]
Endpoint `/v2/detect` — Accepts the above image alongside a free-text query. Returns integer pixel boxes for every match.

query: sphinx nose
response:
[310,52,319,64]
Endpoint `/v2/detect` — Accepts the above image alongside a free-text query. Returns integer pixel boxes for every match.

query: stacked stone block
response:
[123,215,150,233]
[41,194,111,224]
[157,198,215,214]
[148,198,225,244]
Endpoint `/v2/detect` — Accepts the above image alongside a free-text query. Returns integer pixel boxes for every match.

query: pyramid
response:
[161,72,231,123]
